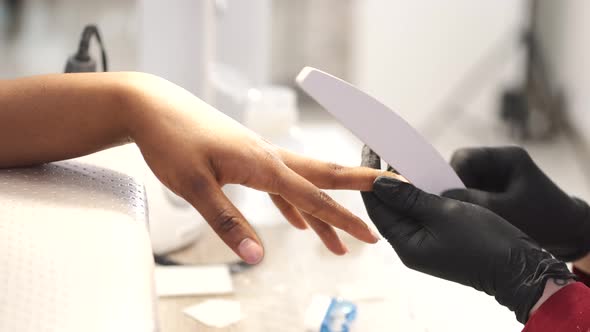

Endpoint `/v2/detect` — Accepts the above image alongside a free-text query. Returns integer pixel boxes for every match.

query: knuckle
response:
[441,199,462,214]
[326,162,346,187]
[450,148,473,171]
[182,174,211,199]
[259,143,282,163]
[327,162,345,174]
[212,208,241,234]
[258,149,286,191]
[310,190,336,215]
[267,167,285,191]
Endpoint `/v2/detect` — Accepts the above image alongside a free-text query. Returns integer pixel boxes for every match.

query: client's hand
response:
[0,72,387,265]
[128,74,386,263]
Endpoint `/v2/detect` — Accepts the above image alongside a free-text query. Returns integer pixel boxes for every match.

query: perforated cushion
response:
[0,162,157,332]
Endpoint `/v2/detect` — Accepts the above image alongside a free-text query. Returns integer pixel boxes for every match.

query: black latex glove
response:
[360,146,575,323]
[443,146,590,262]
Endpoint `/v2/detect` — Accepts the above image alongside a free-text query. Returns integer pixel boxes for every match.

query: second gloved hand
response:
[361,147,575,323]
[444,146,590,261]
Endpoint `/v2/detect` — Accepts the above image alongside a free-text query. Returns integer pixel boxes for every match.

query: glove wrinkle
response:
[496,248,577,323]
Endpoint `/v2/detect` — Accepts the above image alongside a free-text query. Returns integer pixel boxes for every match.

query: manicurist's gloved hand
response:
[360,146,576,323]
[443,146,590,261]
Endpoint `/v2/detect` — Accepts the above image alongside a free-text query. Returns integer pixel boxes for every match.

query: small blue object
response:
[320,298,357,332]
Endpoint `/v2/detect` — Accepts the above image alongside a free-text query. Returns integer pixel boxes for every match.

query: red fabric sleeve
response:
[522,282,590,332]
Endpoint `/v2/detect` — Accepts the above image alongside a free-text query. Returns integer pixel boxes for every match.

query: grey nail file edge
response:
[296,67,465,194]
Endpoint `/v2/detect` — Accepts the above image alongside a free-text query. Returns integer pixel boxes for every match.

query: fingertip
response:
[238,238,264,265]
[373,175,405,193]
[348,214,381,243]
[358,224,380,244]
[369,228,381,243]
[332,241,348,256]
[361,229,380,244]
[296,222,309,230]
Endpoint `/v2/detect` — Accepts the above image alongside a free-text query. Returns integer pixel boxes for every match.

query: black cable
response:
[153,254,182,266]
[78,25,108,71]
[65,25,108,73]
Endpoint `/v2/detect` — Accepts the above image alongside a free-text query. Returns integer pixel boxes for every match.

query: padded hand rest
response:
[0,162,157,332]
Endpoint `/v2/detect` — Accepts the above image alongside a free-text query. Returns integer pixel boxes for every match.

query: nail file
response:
[296,67,465,194]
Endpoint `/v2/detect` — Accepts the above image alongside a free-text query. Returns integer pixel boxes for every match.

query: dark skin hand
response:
[0,72,396,263]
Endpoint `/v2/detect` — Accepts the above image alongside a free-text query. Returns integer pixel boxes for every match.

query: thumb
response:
[361,190,423,245]
[372,176,442,219]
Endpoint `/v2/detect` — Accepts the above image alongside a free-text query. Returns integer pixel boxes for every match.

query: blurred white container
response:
[138,0,273,252]
[244,86,303,150]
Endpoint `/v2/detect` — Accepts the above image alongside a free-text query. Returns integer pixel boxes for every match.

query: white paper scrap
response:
[183,299,243,328]
[155,265,233,297]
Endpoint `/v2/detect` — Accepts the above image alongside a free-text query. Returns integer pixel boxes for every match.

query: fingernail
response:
[369,228,381,242]
[342,244,349,254]
[238,238,263,264]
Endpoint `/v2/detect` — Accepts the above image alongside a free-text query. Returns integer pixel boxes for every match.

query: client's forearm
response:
[0,73,136,168]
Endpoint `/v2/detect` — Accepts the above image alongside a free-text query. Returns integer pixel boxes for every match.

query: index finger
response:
[278,148,400,191]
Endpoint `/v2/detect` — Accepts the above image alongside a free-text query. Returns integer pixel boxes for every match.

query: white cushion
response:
[0,162,157,332]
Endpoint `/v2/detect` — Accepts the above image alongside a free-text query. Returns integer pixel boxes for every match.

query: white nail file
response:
[296,67,465,194]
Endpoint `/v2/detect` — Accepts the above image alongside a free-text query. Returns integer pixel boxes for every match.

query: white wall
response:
[138,0,215,101]
[351,0,527,132]
[270,0,354,86]
[216,0,271,85]
[537,1,590,143]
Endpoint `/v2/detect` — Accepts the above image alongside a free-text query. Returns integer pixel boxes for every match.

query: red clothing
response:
[522,268,590,332]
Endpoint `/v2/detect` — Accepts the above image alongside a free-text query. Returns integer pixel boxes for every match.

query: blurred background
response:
[2,0,589,193]
[1,0,589,331]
